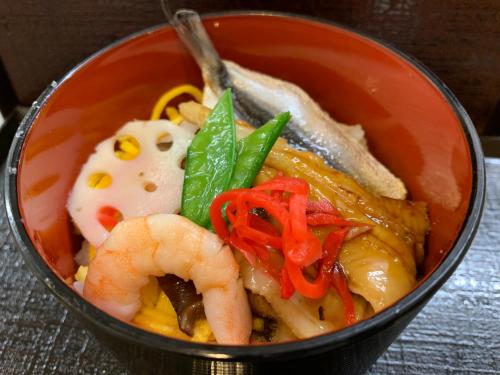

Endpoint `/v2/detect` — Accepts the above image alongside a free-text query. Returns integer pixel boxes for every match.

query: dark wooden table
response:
[1,159,499,374]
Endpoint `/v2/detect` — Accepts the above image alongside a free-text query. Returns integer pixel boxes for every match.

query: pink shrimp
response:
[83,214,252,344]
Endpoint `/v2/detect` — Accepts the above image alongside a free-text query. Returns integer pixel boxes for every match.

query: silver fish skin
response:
[168,9,407,200]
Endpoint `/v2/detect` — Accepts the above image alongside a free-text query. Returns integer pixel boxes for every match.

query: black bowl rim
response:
[4,10,485,361]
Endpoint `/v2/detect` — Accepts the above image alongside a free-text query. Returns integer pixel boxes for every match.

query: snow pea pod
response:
[181,89,236,227]
[228,112,290,190]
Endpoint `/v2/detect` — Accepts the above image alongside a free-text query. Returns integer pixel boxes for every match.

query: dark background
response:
[0,0,499,134]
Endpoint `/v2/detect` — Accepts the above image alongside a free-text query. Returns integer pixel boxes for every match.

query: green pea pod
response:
[228,112,291,190]
[181,89,236,227]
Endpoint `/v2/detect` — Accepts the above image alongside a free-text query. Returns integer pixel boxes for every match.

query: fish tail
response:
[167,8,225,84]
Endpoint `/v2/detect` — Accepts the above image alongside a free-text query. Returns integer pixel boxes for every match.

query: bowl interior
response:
[15,14,472,291]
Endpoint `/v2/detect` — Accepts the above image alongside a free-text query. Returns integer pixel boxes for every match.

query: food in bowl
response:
[66,10,429,345]
[7,9,482,375]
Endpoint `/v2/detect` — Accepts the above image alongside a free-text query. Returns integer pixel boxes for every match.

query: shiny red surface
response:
[16,14,472,279]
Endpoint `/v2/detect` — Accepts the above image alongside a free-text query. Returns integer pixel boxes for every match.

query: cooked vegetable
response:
[262,147,424,274]
[70,67,431,345]
[339,234,416,312]
[210,176,360,325]
[228,112,290,190]
[132,277,215,342]
[180,101,427,256]
[181,96,289,226]
[67,120,195,247]
[257,149,429,311]
[240,256,335,338]
[180,99,429,315]
[158,275,206,336]
[133,278,191,341]
[181,89,237,227]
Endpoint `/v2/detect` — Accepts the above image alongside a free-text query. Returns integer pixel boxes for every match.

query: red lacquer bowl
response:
[4,12,485,375]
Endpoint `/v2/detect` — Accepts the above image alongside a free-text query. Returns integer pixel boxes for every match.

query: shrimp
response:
[83,214,252,345]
